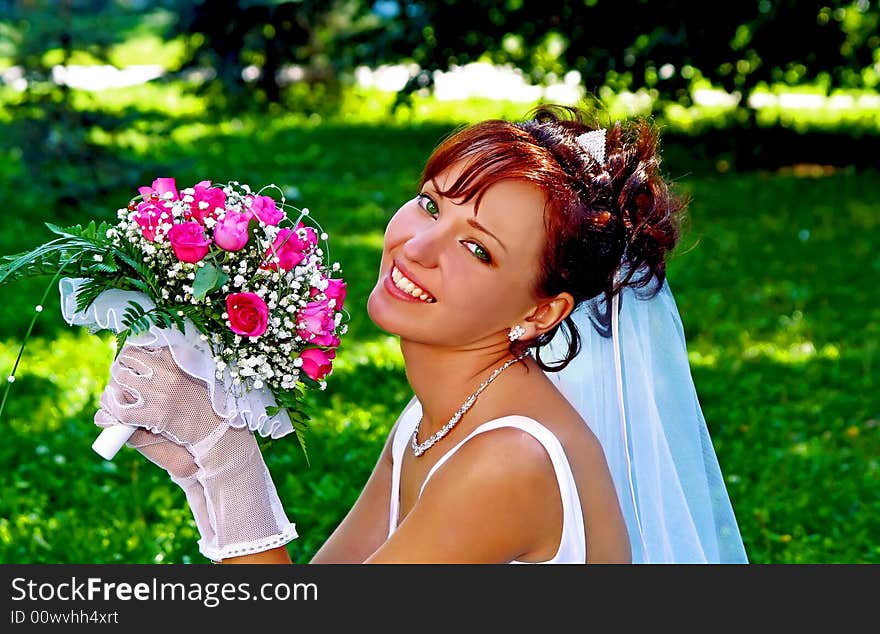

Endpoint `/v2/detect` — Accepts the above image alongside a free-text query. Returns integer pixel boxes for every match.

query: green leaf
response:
[292,415,310,466]
[114,329,130,359]
[46,220,115,244]
[192,262,227,301]
[85,262,117,276]
[123,278,152,295]
[44,222,68,237]
[298,372,321,390]
[0,238,90,285]
[264,385,312,465]
[75,278,114,312]
[0,220,119,286]
[121,300,151,335]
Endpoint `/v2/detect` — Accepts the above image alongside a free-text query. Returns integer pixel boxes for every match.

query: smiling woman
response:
[92,104,747,564]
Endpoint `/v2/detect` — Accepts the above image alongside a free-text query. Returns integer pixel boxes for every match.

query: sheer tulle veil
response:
[543,263,749,563]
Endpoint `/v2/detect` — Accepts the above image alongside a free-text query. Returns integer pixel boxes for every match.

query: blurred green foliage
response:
[0,1,177,212]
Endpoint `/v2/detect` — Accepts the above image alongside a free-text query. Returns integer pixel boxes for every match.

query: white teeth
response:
[391,266,434,302]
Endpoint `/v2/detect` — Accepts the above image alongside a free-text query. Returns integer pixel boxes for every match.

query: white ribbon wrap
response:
[59,277,294,459]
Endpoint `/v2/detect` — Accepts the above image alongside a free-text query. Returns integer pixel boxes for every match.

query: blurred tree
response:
[0,0,165,212]
[164,0,879,122]
[350,0,880,113]
[170,0,379,110]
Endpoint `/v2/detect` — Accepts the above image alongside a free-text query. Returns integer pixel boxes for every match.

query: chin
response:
[367,282,444,343]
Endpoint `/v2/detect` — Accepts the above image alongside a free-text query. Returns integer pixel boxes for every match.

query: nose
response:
[401,219,442,268]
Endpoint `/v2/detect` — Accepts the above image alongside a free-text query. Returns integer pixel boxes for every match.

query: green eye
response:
[463,241,492,263]
[418,194,439,217]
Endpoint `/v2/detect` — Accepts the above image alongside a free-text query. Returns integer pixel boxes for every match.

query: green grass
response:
[0,86,877,564]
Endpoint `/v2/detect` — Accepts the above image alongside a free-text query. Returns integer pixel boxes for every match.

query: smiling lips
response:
[391,264,436,303]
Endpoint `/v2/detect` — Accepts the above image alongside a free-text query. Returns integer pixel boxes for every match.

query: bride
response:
[93,105,748,564]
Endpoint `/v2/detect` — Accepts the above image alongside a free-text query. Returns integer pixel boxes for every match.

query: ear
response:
[521,292,575,340]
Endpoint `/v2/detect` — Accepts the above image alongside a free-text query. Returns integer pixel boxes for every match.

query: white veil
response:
[543,264,748,563]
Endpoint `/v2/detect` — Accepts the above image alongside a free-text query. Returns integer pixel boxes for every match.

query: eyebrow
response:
[426,179,507,253]
[467,217,507,253]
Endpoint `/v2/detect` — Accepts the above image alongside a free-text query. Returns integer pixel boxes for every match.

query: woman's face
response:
[367,161,549,349]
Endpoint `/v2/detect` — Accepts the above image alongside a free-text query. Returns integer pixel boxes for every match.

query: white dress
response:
[387,399,587,563]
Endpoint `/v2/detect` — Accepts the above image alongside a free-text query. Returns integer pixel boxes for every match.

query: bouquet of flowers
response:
[0,177,347,462]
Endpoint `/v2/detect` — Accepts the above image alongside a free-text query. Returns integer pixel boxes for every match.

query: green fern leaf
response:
[114,329,130,359]
[292,415,310,466]
[74,278,117,312]
[84,261,117,276]
[0,238,93,285]
[121,301,149,331]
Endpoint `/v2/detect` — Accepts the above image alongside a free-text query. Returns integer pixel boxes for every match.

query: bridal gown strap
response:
[388,399,587,564]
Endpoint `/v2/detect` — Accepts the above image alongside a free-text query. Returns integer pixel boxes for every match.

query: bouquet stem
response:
[92,424,136,460]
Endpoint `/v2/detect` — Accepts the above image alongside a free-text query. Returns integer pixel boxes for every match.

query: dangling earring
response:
[508,325,526,341]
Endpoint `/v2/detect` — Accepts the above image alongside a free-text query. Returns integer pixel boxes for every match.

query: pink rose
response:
[138,177,179,201]
[134,201,164,242]
[309,276,347,310]
[261,228,308,271]
[213,211,252,251]
[190,180,227,224]
[299,348,336,381]
[296,299,339,347]
[168,221,211,263]
[249,195,284,226]
[323,278,346,310]
[226,292,269,338]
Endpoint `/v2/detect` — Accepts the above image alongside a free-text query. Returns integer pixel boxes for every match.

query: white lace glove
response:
[94,343,298,561]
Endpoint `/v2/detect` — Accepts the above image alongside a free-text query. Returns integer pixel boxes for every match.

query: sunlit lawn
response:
[0,80,877,563]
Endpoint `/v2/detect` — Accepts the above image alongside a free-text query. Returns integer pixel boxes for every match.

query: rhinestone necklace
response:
[411,350,531,457]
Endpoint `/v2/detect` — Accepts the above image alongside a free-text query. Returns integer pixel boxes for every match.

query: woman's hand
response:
[94,344,298,562]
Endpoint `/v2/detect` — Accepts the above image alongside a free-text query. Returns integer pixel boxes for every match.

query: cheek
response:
[443,266,523,321]
[383,204,415,249]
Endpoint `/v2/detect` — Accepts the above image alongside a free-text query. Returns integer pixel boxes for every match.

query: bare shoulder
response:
[365,422,560,563]
[495,383,633,563]
[511,385,610,472]
[436,421,559,485]
[420,422,562,547]
[525,405,632,564]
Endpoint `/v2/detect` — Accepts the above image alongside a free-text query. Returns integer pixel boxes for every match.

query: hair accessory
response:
[411,350,530,457]
[575,128,607,165]
[508,324,526,341]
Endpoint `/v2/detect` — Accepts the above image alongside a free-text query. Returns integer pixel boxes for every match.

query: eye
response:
[416,193,439,218]
[462,241,492,264]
